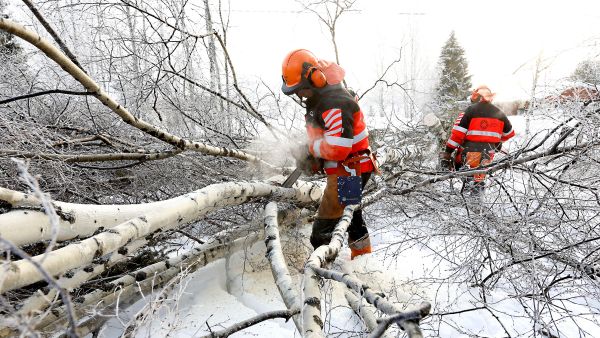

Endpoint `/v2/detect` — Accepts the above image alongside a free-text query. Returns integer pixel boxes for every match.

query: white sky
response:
[225,0,600,102]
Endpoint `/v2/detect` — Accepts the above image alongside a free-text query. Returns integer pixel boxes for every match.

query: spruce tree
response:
[436,31,472,105]
[431,31,472,150]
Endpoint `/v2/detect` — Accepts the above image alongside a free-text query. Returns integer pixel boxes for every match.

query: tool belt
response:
[336,149,378,177]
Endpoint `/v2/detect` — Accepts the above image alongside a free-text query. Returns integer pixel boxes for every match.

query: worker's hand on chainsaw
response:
[298,153,323,175]
[438,151,454,171]
[291,144,323,175]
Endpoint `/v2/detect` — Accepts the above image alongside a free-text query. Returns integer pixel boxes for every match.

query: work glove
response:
[438,151,454,171]
[298,154,323,175]
[291,145,323,175]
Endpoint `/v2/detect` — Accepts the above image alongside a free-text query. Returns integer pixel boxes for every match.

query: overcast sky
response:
[224,0,600,101]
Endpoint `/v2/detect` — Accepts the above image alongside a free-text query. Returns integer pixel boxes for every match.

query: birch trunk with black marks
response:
[0,181,322,292]
[14,231,260,336]
[263,202,303,332]
[302,205,358,337]
[0,178,322,246]
[17,238,148,316]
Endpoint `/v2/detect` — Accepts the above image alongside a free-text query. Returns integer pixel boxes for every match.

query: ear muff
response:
[307,66,327,88]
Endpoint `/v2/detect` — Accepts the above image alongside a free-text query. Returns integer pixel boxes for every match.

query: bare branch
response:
[0,89,92,105]
[197,308,300,338]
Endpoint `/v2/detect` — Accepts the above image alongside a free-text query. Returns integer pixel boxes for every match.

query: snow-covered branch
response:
[302,205,357,337]
[312,266,430,338]
[0,18,266,164]
[198,308,300,338]
[0,148,183,163]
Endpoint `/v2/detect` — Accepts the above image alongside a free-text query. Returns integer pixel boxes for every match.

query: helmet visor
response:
[281,75,306,95]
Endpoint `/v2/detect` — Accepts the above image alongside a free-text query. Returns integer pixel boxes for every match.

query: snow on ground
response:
[94,108,600,337]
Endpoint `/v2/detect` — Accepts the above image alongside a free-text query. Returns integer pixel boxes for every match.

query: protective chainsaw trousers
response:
[310,173,371,252]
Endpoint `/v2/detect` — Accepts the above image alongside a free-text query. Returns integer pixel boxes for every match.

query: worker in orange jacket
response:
[281,49,376,259]
[440,85,515,194]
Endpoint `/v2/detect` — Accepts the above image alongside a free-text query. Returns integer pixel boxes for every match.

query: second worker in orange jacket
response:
[440,85,515,193]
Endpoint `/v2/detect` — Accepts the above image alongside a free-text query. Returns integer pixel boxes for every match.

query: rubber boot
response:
[349,234,372,259]
[347,208,372,259]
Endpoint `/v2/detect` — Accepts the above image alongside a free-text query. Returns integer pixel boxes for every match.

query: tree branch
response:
[0,18,267,164]
[21,0,87,73]
[0,89,91,105]
[198,308,299,338]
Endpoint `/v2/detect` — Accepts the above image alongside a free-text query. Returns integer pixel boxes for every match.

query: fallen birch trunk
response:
[302,205,357,338]
[263,202,302,332]
[0,181,322,292]
[375,145,420,168]
[31,232,261,336]
[0,177,322,246]
[17,238,148,316]
[19,206,307,336]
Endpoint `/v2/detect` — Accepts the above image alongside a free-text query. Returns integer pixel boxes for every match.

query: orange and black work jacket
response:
[304,84,374,175]
[445,102,515,153]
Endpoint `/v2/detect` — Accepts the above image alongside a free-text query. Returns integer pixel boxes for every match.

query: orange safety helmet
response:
[281,49,327,95]
[470,85,496,103]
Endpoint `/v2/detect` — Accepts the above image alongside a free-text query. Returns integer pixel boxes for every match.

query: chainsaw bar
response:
[282,168,302,188]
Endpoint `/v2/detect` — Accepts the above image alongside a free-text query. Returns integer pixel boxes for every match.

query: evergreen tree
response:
[436,31,472,105]
[429,31,472,151]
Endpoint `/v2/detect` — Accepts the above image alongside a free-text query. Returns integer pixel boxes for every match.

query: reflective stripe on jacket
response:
[446,102,515,152]
[305,85,373,175]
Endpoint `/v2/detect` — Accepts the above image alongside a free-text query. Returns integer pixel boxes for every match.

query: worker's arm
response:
[309,108,354,161]
[445,111,471,153]
[500,115,515,141]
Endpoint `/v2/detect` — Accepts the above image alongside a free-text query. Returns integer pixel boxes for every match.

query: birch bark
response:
[0,181,321,292]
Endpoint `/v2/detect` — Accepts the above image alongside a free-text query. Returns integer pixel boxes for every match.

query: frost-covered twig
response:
[311,266,430,338]
[263,202,302,332]
[391,141,598,196]
[119,266,186,338]
[198,308,300,338]
[21,0,87,73]
[0,238,78,338]
[0,18,266,164]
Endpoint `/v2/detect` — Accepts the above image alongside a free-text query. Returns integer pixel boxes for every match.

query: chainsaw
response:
[281,167,303,188]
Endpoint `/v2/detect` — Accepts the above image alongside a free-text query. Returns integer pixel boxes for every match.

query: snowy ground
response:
[92,109,600,337]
